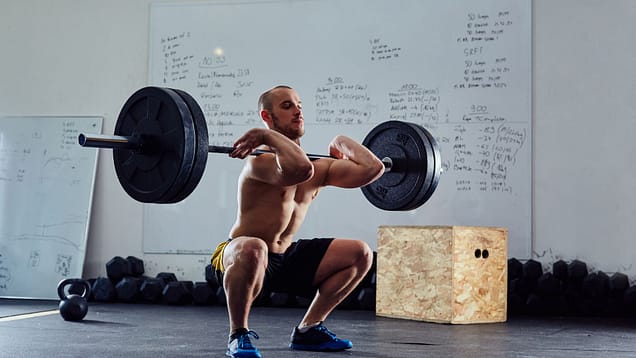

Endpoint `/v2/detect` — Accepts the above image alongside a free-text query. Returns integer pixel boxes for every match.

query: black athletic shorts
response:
[213,238,334,299]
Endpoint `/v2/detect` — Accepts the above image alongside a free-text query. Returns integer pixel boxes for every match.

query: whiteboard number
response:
[237,68,250,77]
[471,104,488,113]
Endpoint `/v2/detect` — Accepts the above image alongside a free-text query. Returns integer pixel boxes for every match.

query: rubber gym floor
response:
[2,299,636,357]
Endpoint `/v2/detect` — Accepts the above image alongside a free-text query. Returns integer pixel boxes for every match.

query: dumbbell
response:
[562,260,588,315]
[92,277,116,302]
[581,271,609,315]
[163,281,193,305]
[115,277,143,303]
[106,256,145,282]
[140,277,166,303]
[193,282,217,305]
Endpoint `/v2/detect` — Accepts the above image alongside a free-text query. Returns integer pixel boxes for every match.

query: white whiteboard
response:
[144,0,532,258]
[0,116,101,299]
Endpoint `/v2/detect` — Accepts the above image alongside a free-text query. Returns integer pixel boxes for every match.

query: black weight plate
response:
[361,121,430,211]
[113,87,196,203]
[165,88,209,203]
[401,123,442,210]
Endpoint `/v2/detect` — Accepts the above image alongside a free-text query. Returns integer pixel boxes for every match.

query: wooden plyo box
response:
[376,226,508,324]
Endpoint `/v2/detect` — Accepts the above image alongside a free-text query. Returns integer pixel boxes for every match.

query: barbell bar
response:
[78,86,441,210]
[78,134,394,172]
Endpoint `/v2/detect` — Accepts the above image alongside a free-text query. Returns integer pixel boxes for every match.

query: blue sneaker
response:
[226,329,262,358]
[289,322,353,351]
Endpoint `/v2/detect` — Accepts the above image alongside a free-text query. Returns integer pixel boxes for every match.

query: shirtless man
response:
[211,85,384,358]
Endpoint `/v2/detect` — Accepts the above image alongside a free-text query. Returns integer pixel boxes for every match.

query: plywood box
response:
[376,226,507,324]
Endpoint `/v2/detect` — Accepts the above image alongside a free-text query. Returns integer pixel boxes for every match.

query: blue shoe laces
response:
[314,324,337,339]
[227,330,261,357]
[236,330,259,349]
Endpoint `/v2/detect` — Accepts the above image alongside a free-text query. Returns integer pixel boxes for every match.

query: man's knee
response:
[355,240,373,270]
[334,239,373,269]
[225,237,268,271]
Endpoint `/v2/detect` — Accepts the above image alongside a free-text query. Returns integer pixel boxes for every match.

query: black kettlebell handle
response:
[57,278,91,300]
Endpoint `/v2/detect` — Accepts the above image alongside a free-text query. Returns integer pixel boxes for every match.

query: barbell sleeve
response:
[78,134,140,150]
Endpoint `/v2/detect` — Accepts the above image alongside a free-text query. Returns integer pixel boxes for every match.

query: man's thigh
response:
[312,239,371,285]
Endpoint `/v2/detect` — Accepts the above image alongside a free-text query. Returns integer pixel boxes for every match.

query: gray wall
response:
[1,0,634,282]
[533,0,636,276]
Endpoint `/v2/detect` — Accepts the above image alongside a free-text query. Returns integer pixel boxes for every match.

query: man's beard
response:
[270,112,304,140]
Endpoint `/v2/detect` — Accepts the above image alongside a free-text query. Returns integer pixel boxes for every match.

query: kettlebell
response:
[57,278,91,321]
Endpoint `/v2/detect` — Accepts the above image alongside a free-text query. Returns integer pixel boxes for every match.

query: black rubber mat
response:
[0,299,58,318]
[0,302,635,357]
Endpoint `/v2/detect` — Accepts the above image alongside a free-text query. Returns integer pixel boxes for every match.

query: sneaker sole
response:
[226,349,262,358]
[289,342,352,352]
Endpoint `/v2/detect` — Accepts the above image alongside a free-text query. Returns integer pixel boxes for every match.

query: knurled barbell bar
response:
[80,134,352,162]
[78,86,441,210]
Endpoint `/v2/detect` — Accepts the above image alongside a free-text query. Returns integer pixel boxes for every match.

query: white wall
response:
[1,0,634,282]
[533,0,636,276]
[1,0,151,279]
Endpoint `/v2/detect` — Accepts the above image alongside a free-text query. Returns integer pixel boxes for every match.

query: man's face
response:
[266,88,304,140]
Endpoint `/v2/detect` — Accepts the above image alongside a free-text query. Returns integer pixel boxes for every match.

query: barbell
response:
[78,86,441,211]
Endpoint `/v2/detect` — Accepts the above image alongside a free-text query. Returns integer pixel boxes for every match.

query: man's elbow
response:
[368,159,385,183]
[359,158,384,186]
[297,162,315,182]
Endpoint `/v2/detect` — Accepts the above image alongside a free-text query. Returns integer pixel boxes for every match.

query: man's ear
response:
[261,109,272,126]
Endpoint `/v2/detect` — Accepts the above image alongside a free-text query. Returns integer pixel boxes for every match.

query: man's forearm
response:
[329,135,381,166]
[264,130,313,180]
